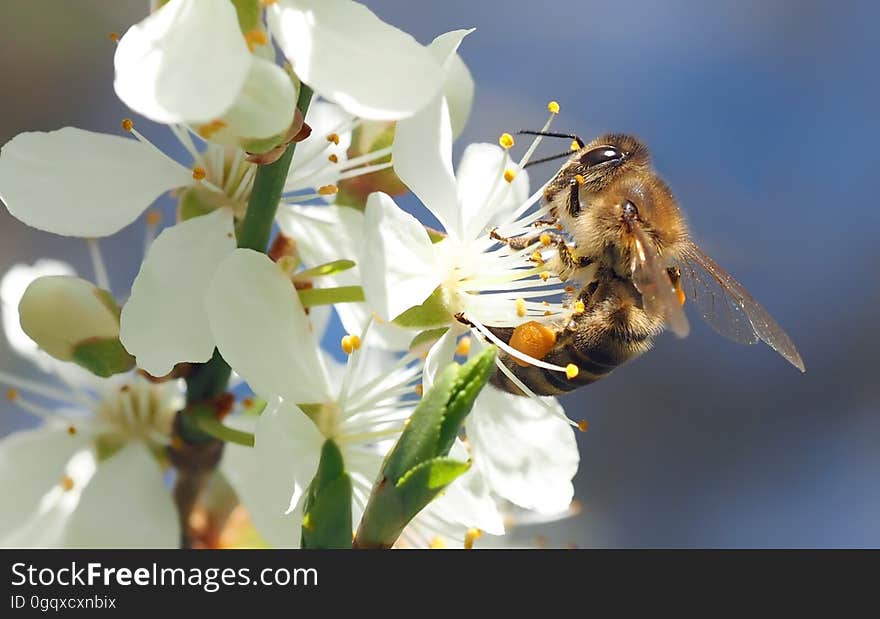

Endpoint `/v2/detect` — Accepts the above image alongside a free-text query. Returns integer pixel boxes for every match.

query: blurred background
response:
[1,1,877,547]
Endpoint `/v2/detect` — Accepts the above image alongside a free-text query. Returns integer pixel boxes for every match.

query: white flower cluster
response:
[0,0,580,549]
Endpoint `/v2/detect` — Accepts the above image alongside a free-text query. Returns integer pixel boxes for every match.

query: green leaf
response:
[301,440,353,549]
[395,457,470,510]
[71,337,135,378]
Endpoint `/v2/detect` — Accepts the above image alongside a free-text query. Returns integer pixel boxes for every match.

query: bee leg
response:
[554,239,593,272]
[490,228,566,251]
[567,178,582,216]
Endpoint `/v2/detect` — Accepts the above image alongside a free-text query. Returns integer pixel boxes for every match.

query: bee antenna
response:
[523,151,576,169]
[518,130,585,149]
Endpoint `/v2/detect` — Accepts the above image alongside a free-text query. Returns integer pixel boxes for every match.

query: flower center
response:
[93,375,179,445]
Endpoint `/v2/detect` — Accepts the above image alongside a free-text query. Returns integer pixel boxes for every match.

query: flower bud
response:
[18,276,135,377]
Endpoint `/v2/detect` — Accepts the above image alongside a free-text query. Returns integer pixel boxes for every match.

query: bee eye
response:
[580,145,623,167]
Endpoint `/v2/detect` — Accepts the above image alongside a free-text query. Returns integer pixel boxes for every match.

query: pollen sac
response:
[509,321,557,368]
[18,276,135,377]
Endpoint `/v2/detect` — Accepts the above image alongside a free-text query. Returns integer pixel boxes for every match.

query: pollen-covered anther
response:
[242,397,255,409]
[509,321,557,367]
[572,300,585,315]
[570,140,581,151]
[244,29,268,52]
[540,272,550,281]
[326,133,340,145]
[499,133,515,149]
[67,425,77,436]
[539,233,552,246]
[547,100,560,114]
[464,528,483,550]
[318,184,339,196]
[574,174,585,185]
[192,167,207,181]
[577,419,589,433]
[414,384,423,397]
[341,334,361,355]
[515,298,527,318]
[455,337,471,356]
[5,388,18,401]
[328,153,339,163]
[530,250,544,264]
[108,32,120,43]
[429,537,446,549]
[146,210,162,226]
[197,120,227,140]
[565,364,579,379]
[60,475,75,492]
[564,286,575,293]
[121,118,134,132]
[503,169,517,183]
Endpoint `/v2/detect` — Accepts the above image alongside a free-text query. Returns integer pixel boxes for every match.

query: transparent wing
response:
[679,241,805,372]
[630,224,690,338]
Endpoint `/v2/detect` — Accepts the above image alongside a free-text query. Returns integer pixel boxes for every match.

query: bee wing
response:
[630,223,690,338]
[678,240,805,372]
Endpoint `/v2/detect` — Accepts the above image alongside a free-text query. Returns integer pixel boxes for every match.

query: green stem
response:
[237,84,314,252]
[194,413,255,448]
[298,285,364,307]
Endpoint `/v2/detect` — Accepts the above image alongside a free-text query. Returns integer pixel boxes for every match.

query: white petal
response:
[361,193,443,322]
[1,260,74,365]
[114,0,251,124]
[467,388,579,513]
[423,327,459,393]
[268,0,444,120]
[278,204,412,350]
[0,423,92,547]
[427,29,475,139]
[120,208,236,377]
[0,128,191,237]
[206,249,331,403]
[392,96,460,237]
[61,442,179,548]
[253,400,324,547]
[205,58,299,147]
[457,143,531,240]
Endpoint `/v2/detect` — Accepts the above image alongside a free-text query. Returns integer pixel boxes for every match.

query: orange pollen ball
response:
[192,167,207,181]
[509,321,557,367]
[574,174,585,185]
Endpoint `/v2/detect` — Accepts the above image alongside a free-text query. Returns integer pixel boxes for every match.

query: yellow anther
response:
[197,119,227,140]
[544,310,553,316]
[108,32,120,43]
[60,475,75,492]
[341,334,361,355]
[455,337,471,356]
[509,321,557,367]
[577,419,589,433]
[146,210,162,226]
[565,286,575,293]
[121,118,134,132]
[542,300,550,306]
[573,300,585,314]
[499,133,515,149]
[530,250,544,264]
[565,364,579,379]
[67,425,77,436]
[242,397,255,409]
[192,167,207,181]
[515,298,527,318]
[414,384,423,397]
[244,29,268,52]
[429,537,446,549]
[464,528,483,550]
[574,174,585,185]
[302,513,315,531]
[328,153,339,163]
[5,388,18,401]
[403,417,411,427]
[539,233,552,246]
[571,139,581,151]
[547,100,560,114]
[318,184,339,196]
[540,272,550,281]
[503,169,516,183]
[326,133,340,145]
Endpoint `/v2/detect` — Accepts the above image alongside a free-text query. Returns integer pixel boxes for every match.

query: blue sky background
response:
[0,1,877,547]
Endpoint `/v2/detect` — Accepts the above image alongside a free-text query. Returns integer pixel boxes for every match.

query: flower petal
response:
[278,204,412,350]
[427,29,475,139]
[206,249,331,403]
[114,0,251,124]
[392,96,460,237]
[61,442,179,548]
[0,423,93,547]
[457,143,530,240]
[268,0,444,120]
[423,327,459,393]
[361,193,443,322]
[467,388,579,513]
[120,208,236,377]
[0,128,191,237]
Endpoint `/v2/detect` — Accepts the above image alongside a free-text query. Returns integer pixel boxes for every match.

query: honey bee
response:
[487,132,804,396]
